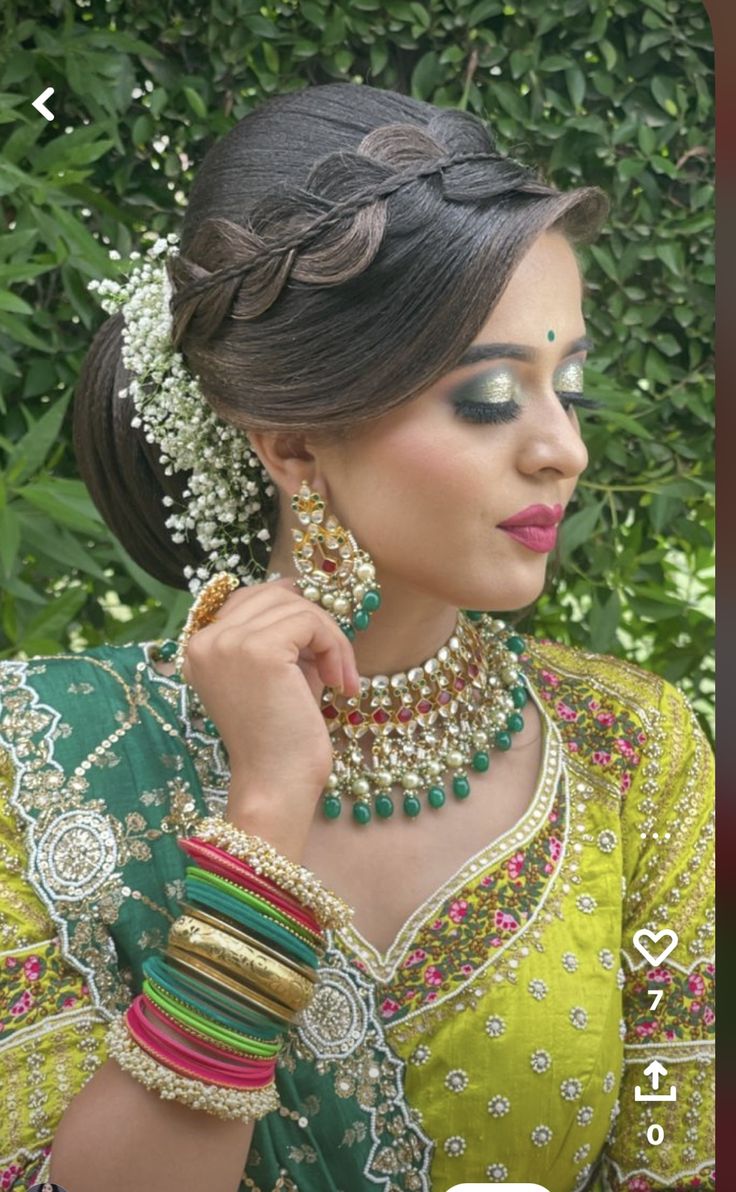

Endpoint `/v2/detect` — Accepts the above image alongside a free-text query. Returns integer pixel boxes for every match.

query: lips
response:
[497,503,563,529]
[497,503,563,555]
[499,525,559,553]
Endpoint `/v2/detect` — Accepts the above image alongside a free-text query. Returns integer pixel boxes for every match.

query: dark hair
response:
[73,82,609,591]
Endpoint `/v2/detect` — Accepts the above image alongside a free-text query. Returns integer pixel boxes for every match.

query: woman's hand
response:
[180,577,360,823]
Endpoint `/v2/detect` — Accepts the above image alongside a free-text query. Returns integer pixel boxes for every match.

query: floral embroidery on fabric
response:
[531,648,646,795]
[0,937,95,1041]
[611,1167,715,1191]
[623,960,715,1043]
[376,781,567,1022]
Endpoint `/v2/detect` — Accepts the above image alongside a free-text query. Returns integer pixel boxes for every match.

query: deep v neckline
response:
[332,667,563,982]
[142,637,563,984]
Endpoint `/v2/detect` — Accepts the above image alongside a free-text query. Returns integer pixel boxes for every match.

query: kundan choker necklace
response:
[319,611,528,823]
[157,609,528,827]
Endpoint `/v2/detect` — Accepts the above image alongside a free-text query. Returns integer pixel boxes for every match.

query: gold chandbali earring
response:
[288,483,529,826]
[290,480,381,639]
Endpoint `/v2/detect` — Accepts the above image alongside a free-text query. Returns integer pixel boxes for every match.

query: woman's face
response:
[306,229,591,614]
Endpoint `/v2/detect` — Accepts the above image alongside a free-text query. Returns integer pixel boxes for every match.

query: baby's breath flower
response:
[86,234,274,596]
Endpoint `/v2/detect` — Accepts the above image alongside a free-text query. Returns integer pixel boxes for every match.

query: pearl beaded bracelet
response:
[191,814,354,932]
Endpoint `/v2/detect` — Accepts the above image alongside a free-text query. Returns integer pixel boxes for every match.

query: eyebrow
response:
[456,335,594,368]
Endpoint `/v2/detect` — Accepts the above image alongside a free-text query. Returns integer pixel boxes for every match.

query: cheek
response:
[363,425,485,502]
[354,426,493,545]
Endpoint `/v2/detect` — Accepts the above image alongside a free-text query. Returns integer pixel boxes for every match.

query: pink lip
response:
[498,503,563,528]
[499,525,559,553]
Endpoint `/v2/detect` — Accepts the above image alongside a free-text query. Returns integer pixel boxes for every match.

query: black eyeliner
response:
[452,393,603,424]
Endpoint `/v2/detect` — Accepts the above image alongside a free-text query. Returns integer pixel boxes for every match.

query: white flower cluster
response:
[87,233,276,596]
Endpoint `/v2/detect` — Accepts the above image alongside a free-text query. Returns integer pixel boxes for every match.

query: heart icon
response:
[632,928,679,966]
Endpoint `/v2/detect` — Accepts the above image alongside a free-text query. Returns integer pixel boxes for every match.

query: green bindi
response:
[547,329,556,342]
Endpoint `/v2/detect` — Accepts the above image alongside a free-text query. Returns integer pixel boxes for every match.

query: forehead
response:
[478,231,584,340]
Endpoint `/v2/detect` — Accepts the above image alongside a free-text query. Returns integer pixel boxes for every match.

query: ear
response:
[246,429,326,500]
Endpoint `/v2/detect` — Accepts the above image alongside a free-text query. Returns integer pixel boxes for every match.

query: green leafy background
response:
[0,0,714,743]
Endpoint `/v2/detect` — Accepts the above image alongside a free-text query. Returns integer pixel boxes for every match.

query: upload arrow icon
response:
[32,87,55,120]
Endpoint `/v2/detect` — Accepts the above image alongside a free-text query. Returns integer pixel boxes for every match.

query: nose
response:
[515,389,589,481]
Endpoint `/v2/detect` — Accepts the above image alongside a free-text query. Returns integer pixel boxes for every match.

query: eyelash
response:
[453,391,604,424]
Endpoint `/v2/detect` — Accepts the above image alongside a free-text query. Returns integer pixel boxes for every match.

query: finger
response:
[211,607,356,694]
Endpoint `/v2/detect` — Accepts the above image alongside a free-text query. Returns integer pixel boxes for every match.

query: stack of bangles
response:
[105,813,354,1122]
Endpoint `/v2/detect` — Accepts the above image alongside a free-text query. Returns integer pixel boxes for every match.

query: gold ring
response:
[174,572,240,674]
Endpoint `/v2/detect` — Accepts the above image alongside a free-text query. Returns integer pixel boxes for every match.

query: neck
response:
[266,560,463,678]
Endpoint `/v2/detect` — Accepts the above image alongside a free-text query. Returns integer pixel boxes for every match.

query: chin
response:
[469,575,547,615]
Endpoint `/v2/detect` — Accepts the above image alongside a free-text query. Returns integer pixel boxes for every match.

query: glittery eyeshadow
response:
[555,360,584,390]
[452,369,517,404]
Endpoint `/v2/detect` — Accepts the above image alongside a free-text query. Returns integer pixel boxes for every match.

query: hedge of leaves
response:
[0,0,714,741]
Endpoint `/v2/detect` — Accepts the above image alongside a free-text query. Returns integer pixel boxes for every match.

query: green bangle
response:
[143,979,283,1057]
[144,954,283,1038]
[186,864,322,950]
[186,874,321,968]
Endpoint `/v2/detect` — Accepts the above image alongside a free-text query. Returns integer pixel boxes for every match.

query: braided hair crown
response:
[168,102,558,351]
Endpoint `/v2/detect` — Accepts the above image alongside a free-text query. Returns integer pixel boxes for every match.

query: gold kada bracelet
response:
[190,814,354,932]
[168,915,315,1012]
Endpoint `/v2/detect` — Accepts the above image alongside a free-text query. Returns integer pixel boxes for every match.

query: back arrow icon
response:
[32,87,55,121]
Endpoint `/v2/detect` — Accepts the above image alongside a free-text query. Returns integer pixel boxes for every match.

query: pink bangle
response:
[180,837,323,934]
[126,996,277,1089]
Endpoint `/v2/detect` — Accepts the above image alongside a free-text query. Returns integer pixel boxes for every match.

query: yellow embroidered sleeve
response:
[598,682,715,1191]
[0,747,111,1191]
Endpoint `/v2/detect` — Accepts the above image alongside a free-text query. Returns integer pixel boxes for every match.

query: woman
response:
[0,83,713,1192]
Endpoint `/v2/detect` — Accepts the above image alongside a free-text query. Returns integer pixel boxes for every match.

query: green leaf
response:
[183,86,208,119]
[15,513,109,581]
[0,161,34,198]
[468,0,503,22]
[565,67,585,111]
[385,0,416,17]
[17,477,107,538]
[300,1,326,28]
[245,15,280,37]
[22,586,89,643]
[0,505,20,577]
[132,114,153,146]
[510,49,532,79]
[0,311,54,352]
[5,390,72,486]
[333,49,353,72]
[370,43,389,74]
[588,244,619,283]
[559,501,604,557]
[655,333,682,358]
[655,242,684,277]
[637,124,656,155]
[492,81,526,121]
[149,88,168,118]
[600,39,617,71]
[0,290,33,314]
[262,42,280,73]
[651,75,678,116]
[540,55,574,71]
[649,493,686,532]
[410,2,430,28]
[411,51,442,100]
[590,589,620,653]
